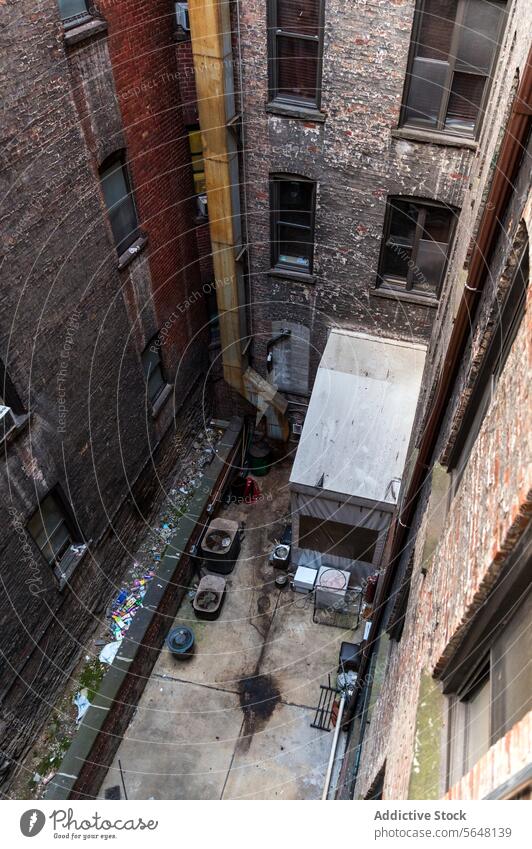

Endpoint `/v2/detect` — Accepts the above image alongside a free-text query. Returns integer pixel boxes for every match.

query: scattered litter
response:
[99,640,122,665]
[73,690,90,723]
[108,571,155,640]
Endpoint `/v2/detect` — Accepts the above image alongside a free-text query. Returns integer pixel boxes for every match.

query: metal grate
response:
[310,675,339,731]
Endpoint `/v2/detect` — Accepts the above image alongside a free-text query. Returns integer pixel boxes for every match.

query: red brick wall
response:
[103,1,208,373]
[176,38,199,126]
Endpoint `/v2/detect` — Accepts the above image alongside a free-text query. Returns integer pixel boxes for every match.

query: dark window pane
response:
[389,200,418,246]
[414,239,448,293]
[422,205,453,242]
[142,345,165,402]
[465,678,491,773]
[27,494,73,565]
[100,160,139,254]
[404,57,448,127]
[416,0,455,61]
[456,0,504,74]
[277,0,320,36]
[277,35,319,103]
[382,243,412,282]
[58,0,89,21]
[278,223,312,268]
[491,592,532,742]
[445,72,485,135]
[279,179,313,226]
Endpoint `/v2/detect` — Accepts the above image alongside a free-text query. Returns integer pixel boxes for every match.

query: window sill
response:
[371,286,439,308]
[63,17,108,48]
[391,127,478,151]
[266,102,326,124]
[151,384,172,419]
[268,268,315,284]
[54,543,90,591]
[117,235,148,271]
[1,412,30,449]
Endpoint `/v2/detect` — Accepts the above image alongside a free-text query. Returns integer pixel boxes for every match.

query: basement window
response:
[401,0,507,139]
[270,176,316,274]
[57,0,92,29]
[268,0,325,110]
[376,197,456,299]
[99,153,140,257]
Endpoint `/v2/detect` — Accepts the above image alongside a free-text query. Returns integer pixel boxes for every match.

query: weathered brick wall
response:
[101,0,209,379]
[0,1,212,789]
[355,264,531,798]
[239,0,473,386]
[354,1,531,799]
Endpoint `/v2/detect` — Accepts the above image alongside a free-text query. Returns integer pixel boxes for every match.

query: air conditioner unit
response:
[292,422,303,436]
[197,193,208,217]
[0,405,16,439]
[175,2,190,31]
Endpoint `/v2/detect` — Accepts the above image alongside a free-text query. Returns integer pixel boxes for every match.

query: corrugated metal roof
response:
[289,330,426,504]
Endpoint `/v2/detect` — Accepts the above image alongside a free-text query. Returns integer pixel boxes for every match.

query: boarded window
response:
[270,321,310,395]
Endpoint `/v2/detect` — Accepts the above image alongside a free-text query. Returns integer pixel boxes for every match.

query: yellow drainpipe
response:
[188,0,289,439]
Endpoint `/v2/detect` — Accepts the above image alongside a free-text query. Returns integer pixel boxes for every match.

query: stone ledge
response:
[266,102,326,123]
[64,18,108,48]
[391,127,478,151]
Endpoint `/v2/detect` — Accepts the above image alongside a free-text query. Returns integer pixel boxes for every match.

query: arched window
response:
[99,153,140,256]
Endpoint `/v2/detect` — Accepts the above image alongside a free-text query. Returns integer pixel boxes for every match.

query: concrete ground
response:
[101,458,363,800]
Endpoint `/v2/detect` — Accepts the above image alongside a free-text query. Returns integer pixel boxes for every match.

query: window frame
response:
[57,0,92,30]
[270,174,317,275]
[267,0,325,110]
[376,196,457,299]
[442,524,531,790]
[400,0,507,140]
[27,488,84,587]
[99,151,140,257]
[141,338,167,405]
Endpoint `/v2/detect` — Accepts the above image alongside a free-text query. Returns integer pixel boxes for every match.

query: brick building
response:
[333,2,532,799]
[1,0,530,803]
[0,0,209,787]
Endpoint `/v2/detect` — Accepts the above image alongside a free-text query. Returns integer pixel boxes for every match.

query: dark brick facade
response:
[239,0,474,391]
[0,1,210,789]
[350,0,531,800]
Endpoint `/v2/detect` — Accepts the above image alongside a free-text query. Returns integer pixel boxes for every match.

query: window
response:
[99,153,139,256]
[446,588,531,788]
[57,0,91,29]
[401,0,507,138]
[377,198,456,298]
[268,0,324,109]
[270,176,316,273]
[28,492,79,571]
[449,241,529,490]
[142,340,166,404]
